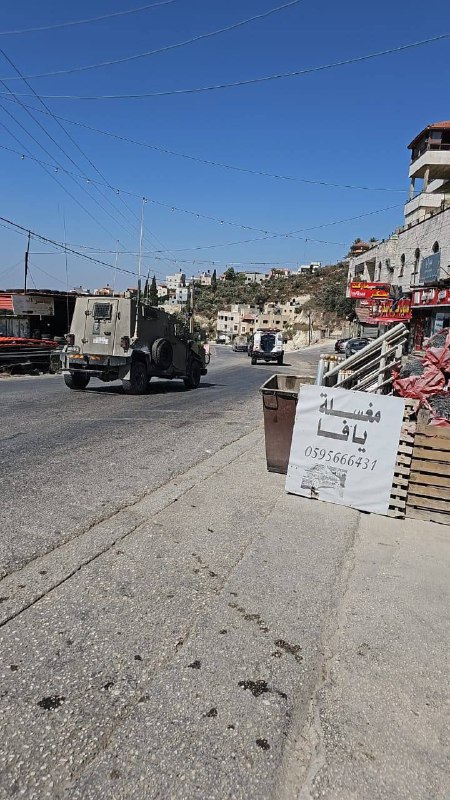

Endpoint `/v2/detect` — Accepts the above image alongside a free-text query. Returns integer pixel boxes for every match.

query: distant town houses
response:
[215,298,311,342]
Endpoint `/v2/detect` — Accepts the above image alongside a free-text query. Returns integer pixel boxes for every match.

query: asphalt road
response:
[0,344,329,579]
[1,341,447,800]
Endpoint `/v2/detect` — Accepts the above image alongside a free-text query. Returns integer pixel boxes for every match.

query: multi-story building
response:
[166,271,186,291]
[216,304,258,341]
[347,121,450,348]
[216,301,303,341]
[405,122,450,225]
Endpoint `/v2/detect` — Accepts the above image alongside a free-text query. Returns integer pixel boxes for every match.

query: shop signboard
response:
[412,288,450,307]
[370,297,412,322]
[286,386,405,515]
[419,252,441,284]
[348,281,390,300]
[12,294,54,316]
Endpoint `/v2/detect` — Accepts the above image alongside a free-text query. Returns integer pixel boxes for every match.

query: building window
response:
[412,248,420,283]
[399,253,405,278]
[433,241,440,254]
[234,325,238,331]
[377,261,382,280]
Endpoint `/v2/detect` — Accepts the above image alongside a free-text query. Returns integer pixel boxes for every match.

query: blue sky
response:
[0,0,450,291]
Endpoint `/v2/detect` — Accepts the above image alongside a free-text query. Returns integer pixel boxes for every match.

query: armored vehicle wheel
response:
[251,357,257,365]
[122,360,148,395]
[277,354,284,365]
[64,373,90,390]
[152,338,173,370]
[183,359,201,390]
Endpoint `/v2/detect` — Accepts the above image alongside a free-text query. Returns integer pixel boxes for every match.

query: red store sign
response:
[349,281,390,300]
[370,297,412,322]
[412,288,450,307]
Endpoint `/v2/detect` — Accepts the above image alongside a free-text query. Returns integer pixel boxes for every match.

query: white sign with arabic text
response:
[286,386,405,515]
[12,294,54,317]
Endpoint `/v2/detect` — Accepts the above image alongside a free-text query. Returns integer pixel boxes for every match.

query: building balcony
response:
[409,149,450,180]
[404,192,450,224]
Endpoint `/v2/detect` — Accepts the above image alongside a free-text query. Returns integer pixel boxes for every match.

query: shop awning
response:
[0,294,13,311]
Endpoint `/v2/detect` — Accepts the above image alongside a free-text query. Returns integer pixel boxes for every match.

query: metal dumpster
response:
[260,374,315,474]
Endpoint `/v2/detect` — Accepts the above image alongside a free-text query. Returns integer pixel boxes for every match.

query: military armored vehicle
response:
[61,296,207,394]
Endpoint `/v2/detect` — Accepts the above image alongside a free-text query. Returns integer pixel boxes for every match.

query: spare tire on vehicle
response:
[151,338,173,370]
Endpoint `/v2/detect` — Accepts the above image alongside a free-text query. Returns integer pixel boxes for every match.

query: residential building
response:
[157,284,168,299]
[175,287,189,305]
[243,271,267,284]
[269,268,291,279]
[166,271,186,290]
[297,262,322,275]
[216,304,258,340]
[195,271,213,286]
[216,302,296,340]
[94,283,114,297]
[405,122,450,225]
[347,121,450,347]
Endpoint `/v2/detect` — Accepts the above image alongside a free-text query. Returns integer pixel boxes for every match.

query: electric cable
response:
[0,0,304,80]
[0,50,143,244]
[0,1,176,36]
[0,140,404,243]
[2,32,448,99]
[0,98,405,192]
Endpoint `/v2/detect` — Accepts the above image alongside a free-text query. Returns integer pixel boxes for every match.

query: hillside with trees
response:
[194,263,355,322]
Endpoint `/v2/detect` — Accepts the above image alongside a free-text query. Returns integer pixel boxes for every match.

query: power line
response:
[1,140,400,245]
[0,0,304,80]
[0,50,143,244]
[0,215,142,278]
[0,0,176,36]
[1,99,405,192]
[0,103,129,242]
[2,32,448,99]
[0,51,181,265]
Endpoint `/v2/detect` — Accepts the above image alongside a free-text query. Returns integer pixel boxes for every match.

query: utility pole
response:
[189,279,195,335]
[112,240,119,297]
[24,231,30,294]
[138,197,145,283]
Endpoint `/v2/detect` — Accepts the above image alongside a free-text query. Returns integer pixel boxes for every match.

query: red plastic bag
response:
[393,364,445,401]
[425,329,450,372]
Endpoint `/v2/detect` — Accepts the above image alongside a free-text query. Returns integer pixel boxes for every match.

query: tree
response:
[211,268,217,293]
[223,267,236,282]
[149,274,158,306]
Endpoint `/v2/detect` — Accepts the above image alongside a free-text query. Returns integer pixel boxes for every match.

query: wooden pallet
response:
[388,400,418,519]
[405,423,450,525]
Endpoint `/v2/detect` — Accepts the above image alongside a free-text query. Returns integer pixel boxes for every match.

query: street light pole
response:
[24,231,30,294]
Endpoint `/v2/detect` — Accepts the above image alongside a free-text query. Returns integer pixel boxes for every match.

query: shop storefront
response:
[411,287,450,350]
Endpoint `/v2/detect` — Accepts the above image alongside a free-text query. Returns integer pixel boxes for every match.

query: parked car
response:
[335,337,351,353]
[344,337,370,358]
